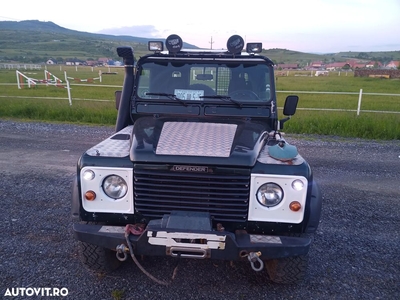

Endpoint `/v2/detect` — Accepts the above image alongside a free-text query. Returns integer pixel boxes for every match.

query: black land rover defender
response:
[72,34,322,284]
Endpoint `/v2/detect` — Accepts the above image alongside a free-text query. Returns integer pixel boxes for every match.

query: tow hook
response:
[247,251,264,272]
[115,244,129,261]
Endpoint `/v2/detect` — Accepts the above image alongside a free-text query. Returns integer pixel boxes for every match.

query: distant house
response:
[309,61,324,69]
[275,63,299,70]
[351,63,367,69]
[97,57,110,66]
[65,59,83,66]
[346,60,366,69]
[46,59,57,65]
[386,60,400,69]
[365,61,383,68]
[86,60,98,66]
[325,62,348,71]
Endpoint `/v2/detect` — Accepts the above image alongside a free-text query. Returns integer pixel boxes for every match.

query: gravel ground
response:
[0,120,399,300]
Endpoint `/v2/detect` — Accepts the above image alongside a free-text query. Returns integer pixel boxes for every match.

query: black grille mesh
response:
[134,165,250,222]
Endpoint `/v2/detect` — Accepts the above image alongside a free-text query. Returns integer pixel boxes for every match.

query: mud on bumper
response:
[73,211,311,261]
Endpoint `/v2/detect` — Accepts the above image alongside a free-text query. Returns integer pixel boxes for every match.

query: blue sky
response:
[1,0,400,53]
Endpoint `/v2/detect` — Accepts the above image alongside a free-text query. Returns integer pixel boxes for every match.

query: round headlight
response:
[256,183,284,207]
[102,175,128,199]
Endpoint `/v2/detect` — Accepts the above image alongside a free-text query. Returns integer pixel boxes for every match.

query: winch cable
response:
[124,224,180,285]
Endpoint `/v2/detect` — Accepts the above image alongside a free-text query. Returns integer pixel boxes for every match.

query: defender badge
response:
[171,165,209,173]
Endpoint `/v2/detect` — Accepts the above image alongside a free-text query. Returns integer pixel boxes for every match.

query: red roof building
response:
[386,60,400,69]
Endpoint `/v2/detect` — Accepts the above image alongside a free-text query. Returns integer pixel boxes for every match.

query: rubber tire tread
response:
[266,255,309,284]
[79,241,122,273]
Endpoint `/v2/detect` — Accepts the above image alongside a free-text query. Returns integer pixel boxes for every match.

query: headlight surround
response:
[256,183,284,207]
[102,175,128,199]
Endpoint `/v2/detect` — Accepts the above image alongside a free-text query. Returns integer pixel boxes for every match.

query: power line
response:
[209,36,214,50]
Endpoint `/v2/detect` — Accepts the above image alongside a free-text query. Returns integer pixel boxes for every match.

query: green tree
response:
[342,64,351,70]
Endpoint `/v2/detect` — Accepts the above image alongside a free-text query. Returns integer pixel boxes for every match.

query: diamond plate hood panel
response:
[156,122,237,157]
[130,117,267,167]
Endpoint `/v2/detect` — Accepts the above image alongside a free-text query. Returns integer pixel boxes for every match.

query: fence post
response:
[16,70,21,89]
[67,80,72,106]
[357,89,363,116]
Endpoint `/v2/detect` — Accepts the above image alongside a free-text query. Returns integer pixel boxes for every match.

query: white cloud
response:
[97,25,163,38]
[1,0,399,52]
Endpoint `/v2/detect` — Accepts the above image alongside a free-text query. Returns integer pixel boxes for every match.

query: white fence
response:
[276,90,400,115]
[1,82,399,114]
[1,63,42,70]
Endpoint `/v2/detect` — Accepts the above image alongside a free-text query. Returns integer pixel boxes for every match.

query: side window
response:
[138,67,150,98]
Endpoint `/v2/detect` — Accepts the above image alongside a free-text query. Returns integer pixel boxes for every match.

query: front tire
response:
[265,254,309,284]
[79,241,122,273]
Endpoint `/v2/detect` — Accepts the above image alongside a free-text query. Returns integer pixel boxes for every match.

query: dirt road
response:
[0,120,399,299]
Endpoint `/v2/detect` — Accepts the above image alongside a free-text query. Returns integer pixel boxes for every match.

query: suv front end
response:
[72,34,322,284]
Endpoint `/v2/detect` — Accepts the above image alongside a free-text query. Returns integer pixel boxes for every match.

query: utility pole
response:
[209,36,214,50]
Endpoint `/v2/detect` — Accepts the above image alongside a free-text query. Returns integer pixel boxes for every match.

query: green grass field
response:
[0,66,399,139]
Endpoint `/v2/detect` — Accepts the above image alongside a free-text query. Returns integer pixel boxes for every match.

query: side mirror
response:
[279,95,299,130]
[283,95,299,116]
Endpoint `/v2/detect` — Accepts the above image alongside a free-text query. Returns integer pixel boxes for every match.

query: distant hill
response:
[261,48,400,67]
[1,20,399,65]
[0,20,197,63]
[0,20,200,45]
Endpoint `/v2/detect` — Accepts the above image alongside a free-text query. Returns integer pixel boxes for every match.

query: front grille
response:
[134,164,250,222]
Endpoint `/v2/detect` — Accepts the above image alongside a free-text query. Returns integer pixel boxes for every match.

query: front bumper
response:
[73,212,311,261]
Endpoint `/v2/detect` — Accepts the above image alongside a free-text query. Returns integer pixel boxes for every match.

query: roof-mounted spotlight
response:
[148,41,164,52]
[165,34,183,53]
[246,43,263,53]
[227,35,244,54]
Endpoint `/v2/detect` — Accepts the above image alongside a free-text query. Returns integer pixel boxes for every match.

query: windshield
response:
[136,59,273,103]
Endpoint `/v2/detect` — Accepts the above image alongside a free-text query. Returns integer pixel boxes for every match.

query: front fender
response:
[305,181,322,233]
[71,176,80,221]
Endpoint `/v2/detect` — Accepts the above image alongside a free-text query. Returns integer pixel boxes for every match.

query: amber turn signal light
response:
[289,201,301,212]
[85,191,96,201]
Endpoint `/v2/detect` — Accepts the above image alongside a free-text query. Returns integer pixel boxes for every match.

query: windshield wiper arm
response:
[145,92,187,106]
[200,95,242,108]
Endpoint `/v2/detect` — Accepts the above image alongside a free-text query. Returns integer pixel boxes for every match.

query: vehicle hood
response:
[130,117,268,167]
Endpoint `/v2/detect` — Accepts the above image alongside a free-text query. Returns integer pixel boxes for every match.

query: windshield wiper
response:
[145,92,187,106]
[200,95,242,108]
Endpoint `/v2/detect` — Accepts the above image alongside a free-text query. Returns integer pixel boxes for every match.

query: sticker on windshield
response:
[175,89,204,100]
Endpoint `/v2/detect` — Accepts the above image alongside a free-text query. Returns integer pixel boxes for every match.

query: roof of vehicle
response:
[140,50,274,64]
